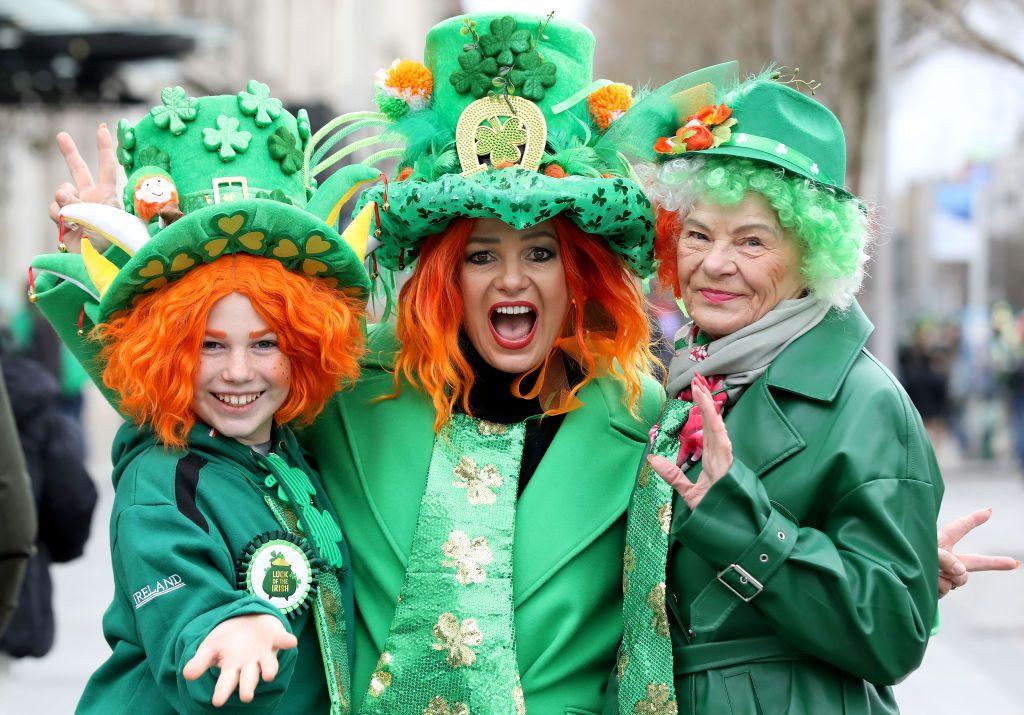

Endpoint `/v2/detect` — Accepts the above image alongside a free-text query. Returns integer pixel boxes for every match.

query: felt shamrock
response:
[268,126,303,175]
[134,146,171,172]
[237,79,283,127]
[203,115,253,161]
[116,119,136,168]
[149,86,198,136]
[478,16,532,66]
[510,51,557,101]
[450,49,498,98]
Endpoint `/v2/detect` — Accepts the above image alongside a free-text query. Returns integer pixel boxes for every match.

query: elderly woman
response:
[612,73,948,714]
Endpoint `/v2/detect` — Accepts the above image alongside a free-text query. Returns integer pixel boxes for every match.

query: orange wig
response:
[653,204,682,297]
[95,254,365,448]
[393,215,656,429]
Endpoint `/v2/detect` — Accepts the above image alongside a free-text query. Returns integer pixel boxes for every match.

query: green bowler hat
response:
[353,12,656,275]
[49,81,380,322]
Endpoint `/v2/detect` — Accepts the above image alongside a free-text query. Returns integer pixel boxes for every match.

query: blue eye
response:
[688,231,710,241]
[201,341,223,351]
[253,340,278,350]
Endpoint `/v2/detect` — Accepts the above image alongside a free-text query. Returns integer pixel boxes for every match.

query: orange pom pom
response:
[588,83,634,131]
[543,164,567,178]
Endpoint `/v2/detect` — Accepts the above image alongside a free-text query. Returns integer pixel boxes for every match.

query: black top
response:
[457,337,583,495]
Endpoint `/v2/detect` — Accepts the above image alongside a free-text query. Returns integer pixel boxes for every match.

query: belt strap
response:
[673,634,811,675]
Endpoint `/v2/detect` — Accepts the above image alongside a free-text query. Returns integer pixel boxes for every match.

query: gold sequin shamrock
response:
[424,696,470,715]
[616,651,630,681]
[647,582,670,638]
[431,613,483,668]
[478,16,532,66]
[203,115,253,161]
[450,50,499,99]
[512,684,526,715]
[237,79,283,127]
[149,86,198,136]
[477,420,509,436]
[368,652,393,697]
[622,544,636,595]
[452,456,503,505]
[268,126,304,175]
[509,51,557,101]
[441,530,494,585]
[271,232,336,279]
[474,117,527,166]
[633,683,676,715]
[657,502,672,534]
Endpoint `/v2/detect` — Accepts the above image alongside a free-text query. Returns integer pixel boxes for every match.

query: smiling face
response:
[677,193,806,338]
[459,218,570,374]
[134,175,175,203]
[191,292,291,446]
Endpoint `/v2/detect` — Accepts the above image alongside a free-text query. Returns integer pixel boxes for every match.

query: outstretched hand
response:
[648,374,733,511]
[937,508,1020,598]
[48,125,121,253]
[182,613,298,707]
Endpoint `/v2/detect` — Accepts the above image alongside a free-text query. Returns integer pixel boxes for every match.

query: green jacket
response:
[78,422,353,714]
[302,323,665,715]
[665,304,942,714]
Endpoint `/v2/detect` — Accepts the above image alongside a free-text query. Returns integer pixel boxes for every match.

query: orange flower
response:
[689,103,732,127]
[544,164,567,178]
[653,136,675,154]
[588,83,634,131]
[678,120,713,151]
[397,166,414,182]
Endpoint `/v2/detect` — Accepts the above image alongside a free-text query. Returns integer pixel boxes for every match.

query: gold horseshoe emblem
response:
[456,95,547,176]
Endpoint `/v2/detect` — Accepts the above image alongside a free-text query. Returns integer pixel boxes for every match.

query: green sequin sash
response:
[617,398,692,714]
[360,415,527,715]
[262,453,352,714]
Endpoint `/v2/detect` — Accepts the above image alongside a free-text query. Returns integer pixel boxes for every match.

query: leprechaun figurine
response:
[35,83,381,714]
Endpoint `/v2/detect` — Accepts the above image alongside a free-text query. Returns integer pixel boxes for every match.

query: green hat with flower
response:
[339,12,656,275]
[50,81,381,323]
[621,65,850,194]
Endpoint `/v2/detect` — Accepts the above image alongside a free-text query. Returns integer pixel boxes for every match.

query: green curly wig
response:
[643,154,871,308]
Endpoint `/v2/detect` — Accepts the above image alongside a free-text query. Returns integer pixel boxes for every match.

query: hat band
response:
[710,132,834,186]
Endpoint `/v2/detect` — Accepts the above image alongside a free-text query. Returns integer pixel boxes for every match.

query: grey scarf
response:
[666,294,832,399]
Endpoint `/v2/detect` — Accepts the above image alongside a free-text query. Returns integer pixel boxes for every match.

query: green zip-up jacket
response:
[78,422,353,714]
[663,304,943,714]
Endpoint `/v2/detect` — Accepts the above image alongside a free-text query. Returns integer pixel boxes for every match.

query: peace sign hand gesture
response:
[937,508,1020,598]
[48,124,122,254]
[648,374,733,511]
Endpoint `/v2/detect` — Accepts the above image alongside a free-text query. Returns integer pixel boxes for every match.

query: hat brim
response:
[99,198,370,321]
[357,168,655,275]
[678,145,854,198]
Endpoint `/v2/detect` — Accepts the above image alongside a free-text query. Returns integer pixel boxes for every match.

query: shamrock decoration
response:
[431,612,483,668]
[474,117,527,166]
[149,86,198,136]
[134,146,171,173]
[510,51,557,101]
[647,582,670,638]
[296,108,311,145]
[237,79,283,127]
[479,15,532,66]
[268,126,303,175]
[452,456,503,505]
[450,50,498,98]
[203,115,252,161]
[424,697,469,715]
[633,683,676,715]
[116,119,135,168]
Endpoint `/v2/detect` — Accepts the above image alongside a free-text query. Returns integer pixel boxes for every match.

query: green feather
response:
[383,108,453,163]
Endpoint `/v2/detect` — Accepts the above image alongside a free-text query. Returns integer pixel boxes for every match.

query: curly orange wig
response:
[95,254,365,448]
[393,215,656,430]
[653,204,683,297]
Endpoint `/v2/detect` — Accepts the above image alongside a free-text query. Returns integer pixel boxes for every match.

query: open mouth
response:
[213,391,265,410]
[488,302,538,349]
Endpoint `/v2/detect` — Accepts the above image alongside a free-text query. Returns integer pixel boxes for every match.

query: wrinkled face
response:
[460,218,570,374]
[677,193,806,338]
[192,292,291,446]
[134,176,175,203]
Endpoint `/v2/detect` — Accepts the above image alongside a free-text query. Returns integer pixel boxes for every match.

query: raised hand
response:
[48,125,121,253]
[937,508,1020,598]
[648,374,733,510]
[182,612,298,706]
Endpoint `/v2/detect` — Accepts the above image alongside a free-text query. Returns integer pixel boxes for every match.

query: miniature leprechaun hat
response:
[43,81,381,323]
[623,64,851,195]
[344,12,656,275]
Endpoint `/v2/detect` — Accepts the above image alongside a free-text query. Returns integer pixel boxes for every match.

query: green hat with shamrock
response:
[346,12,656,275]
[49,81,381,322]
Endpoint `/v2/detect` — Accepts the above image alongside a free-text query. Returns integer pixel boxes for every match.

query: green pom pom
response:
[374,89,410,121]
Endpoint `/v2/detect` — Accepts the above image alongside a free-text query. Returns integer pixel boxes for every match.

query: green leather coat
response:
[303,323,664,715]
[665,304,943,714]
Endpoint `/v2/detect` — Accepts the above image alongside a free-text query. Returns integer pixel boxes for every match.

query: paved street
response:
[1,389,1022,713]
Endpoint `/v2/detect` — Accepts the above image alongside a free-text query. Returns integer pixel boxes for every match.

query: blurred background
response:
[0,0,1022,712]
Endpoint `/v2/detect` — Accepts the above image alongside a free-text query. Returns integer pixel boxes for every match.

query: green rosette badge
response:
[237,530,321,617]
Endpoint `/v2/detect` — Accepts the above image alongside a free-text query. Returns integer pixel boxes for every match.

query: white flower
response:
[774,143,789,156]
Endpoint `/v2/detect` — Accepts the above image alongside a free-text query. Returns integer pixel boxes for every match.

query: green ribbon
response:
[708,132,834,185]
[617,398,693,714]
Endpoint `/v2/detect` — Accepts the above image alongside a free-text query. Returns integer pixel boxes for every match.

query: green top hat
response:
[634,67,849,193]
[351,13,656,275]
[57,82,379,322]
